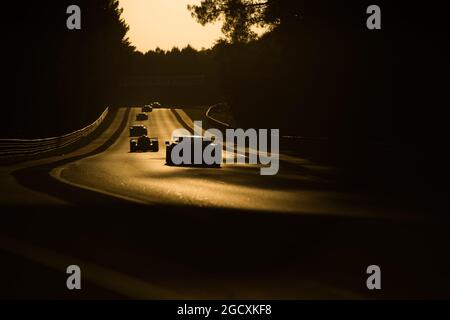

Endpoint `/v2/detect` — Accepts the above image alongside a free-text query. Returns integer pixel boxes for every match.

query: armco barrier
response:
[0,107,109,159]
[205,103,232,129]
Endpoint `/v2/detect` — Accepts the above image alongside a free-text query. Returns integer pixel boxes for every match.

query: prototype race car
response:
[136,112,149,121]
[142,105,153,113]
[165,135,222,167]
[129,125,147,137]
[130,135,159,152]
[150,102,161,108]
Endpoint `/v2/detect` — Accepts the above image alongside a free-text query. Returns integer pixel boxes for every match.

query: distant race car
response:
[130,135,159,152]
[150,102,161,108]
[136,112,149,121]
[142,105,153,113]
[165,135,221,167]
[129,125,147,137]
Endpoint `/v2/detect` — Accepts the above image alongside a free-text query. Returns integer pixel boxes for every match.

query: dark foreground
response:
[1,203,449,299]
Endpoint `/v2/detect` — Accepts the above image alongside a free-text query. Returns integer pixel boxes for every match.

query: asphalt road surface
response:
[1,107,449,299]
[52,108,384,215]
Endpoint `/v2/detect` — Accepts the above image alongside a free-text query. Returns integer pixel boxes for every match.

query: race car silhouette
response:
[130,135,159,152]
[129,125,147,137]
[165,135,221,167]
[136,112,148,121]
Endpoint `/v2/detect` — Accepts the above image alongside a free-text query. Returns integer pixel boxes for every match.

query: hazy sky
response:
[119,0,223,52]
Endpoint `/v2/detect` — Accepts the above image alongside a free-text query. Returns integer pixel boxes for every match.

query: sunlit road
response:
[1,107,449,299]
[52,107,381,217]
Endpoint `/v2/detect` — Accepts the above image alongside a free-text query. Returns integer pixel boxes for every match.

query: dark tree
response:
[2,0,134,137]
[186,0,450,188]
[188,0,274,43]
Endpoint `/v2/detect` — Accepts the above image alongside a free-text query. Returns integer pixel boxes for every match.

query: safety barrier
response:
[0,107,109,159]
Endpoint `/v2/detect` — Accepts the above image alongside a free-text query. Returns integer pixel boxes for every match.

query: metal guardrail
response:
[0,107,109,159]
[206,103,232,128]
[206,104,329,141]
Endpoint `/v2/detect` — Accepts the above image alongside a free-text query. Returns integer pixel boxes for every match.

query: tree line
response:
[2,0,133,137]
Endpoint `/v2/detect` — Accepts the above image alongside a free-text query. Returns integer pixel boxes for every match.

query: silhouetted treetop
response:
[187,0,369,42]
[188,0,273,43]
[188,0,447,43]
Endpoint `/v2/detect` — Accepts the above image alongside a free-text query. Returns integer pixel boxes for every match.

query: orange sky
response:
[119,0,223,52]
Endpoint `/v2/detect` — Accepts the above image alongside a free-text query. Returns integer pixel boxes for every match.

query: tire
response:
[153,141,159,152]
[166,147,173,165]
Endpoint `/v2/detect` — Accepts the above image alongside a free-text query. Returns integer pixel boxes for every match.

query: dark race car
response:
[150,102,161,108]
[142,105,153,113]
[130,135,159,152]
[136,112,149,121]
[129,125,148,137]
[165,135,222,167]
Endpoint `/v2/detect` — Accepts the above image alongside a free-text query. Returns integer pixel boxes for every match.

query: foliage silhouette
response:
[2,0,133,137]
